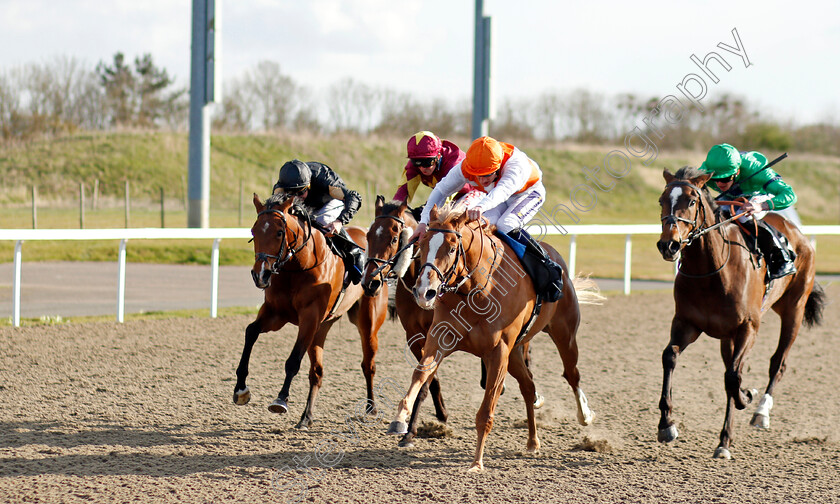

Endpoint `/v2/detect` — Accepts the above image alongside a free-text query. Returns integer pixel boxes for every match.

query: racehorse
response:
[386,202,602,471]
[363,196,544,448]
[233,193,388,430]
[656,167,826,459]
[361,196,447,448]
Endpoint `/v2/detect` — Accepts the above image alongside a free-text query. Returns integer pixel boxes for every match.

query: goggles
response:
[411,157,437,168]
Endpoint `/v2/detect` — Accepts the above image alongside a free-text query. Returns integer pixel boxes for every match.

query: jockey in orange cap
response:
[411,136,563,301]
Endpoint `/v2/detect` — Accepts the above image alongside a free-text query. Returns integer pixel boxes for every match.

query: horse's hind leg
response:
[546,323,592,426]
[296,319,336,430]
[658,317,701,443]
[508,345,540,453]
[752,301,805,429]
[234,309,286,405]
[270,316,320,416]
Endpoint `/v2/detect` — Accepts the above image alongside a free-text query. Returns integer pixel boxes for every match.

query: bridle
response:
[254,206,318,274]
[663,180,743,278]
[365,213,417,286]
[418,220,500,295]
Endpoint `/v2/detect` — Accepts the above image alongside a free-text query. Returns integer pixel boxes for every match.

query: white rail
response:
[3,225,839,326]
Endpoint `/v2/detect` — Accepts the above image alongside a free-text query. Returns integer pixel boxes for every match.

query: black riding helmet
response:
[274,160,311,193]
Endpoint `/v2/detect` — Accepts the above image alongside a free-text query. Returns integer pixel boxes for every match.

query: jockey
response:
[700,143,797,280]
[272,159,365,285]
[411,136,564,302]
[394,131,473,206]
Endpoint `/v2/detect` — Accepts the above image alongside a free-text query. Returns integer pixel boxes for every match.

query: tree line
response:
[1,53,838,155]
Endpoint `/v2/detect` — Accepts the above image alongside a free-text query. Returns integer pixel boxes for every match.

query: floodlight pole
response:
[188,0,221,228]
[471,0,493,140]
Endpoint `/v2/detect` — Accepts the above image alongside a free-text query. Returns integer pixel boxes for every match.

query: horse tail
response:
[571,275,606,305]
[803,282,827,328]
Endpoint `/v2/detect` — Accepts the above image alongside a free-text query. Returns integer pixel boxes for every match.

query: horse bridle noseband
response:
[255,207,317,274]
[365,213,417,285]
[663,180,734,278]
[419,222,500,296]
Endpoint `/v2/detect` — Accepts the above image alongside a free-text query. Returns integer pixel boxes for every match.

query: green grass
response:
[2,132,840,277]
[1,305,259,327]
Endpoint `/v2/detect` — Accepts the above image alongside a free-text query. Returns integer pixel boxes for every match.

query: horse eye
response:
[277,230,283,238]
[391,236,398,244]
[689,199,696,207]
[448,248,456,255]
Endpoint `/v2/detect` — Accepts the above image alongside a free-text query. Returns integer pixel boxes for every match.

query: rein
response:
[365,213,418,281]
[255,207,319,274]
[664,181,749,278]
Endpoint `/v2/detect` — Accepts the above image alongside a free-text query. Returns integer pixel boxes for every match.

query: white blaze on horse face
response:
[418,232,445,294]
[261,221,270,234]
[375,226,384,239]
[668,187,683,217]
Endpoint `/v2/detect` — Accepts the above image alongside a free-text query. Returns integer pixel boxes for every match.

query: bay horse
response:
[363,196,544,448]
[386,202,602,471]
[233,193,388,430]
[656,167,826,459]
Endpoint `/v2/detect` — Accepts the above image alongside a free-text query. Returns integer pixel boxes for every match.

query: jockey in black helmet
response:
[273,159,365,285]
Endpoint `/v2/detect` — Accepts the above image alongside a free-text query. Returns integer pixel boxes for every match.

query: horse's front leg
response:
[507,344,539,454]
[354,293,386,416]
[658,317,701,443]
[715,326,760,459]
[269,314,320,416]
[234,308,286,405]
[387,349,446,436]
[470,344,509,472]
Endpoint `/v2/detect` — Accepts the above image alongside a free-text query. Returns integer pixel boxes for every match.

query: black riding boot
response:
[335,227,366,285]
[757,220,796,280]
[508,229,564,302]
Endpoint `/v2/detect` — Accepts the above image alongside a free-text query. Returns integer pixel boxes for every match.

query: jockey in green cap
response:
[700,143,798,280]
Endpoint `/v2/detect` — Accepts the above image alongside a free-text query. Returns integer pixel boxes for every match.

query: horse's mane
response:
[434,200,497,237]
[672,166,724,220]
[265,193,312,219]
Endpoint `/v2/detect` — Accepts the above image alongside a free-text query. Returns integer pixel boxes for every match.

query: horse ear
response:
[429,204,440,222]
[278,196,294,212]
[253,193,264,213]
[662,169,675,184]
[454,211,469,228]
[693,172,712,188]
[375,195,385,215]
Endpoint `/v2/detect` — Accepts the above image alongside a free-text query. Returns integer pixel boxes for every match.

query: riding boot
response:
[507,229,564,302]
[334,227,366,285]
[756,220,797,280]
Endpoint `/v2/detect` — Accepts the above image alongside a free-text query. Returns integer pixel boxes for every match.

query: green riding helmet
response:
[700,143,742,180]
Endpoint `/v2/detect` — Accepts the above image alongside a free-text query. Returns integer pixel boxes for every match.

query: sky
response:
[1,0,838,126]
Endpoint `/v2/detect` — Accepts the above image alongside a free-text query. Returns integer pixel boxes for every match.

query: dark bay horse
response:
[387,203,602,471]
[362,196,447,448]
[233,193,388,429]
[656,167,826,459]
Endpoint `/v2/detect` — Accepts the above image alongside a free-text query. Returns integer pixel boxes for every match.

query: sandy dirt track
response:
[1,283,838,503]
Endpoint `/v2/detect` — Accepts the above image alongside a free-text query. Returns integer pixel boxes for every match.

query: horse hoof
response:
[750,413,770,430]
[658,424,679,443]
[533,394,545,410]
[577,409,594,426]
[713,447,732,459]
[268,398,288,414]
[467,462,484,473]
[295,422,310,431]
[747,388,759,403]
[398,437,415,448]
[386,421,408,435]
[233,387,251,405]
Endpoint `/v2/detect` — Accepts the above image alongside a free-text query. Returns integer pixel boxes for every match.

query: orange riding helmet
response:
[462,136,504,177]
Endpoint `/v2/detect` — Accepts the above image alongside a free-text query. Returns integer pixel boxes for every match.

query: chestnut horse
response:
[363,196,543,448]
[233,193,388,429]
[387,203,602,471]
[656,167,826,459]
